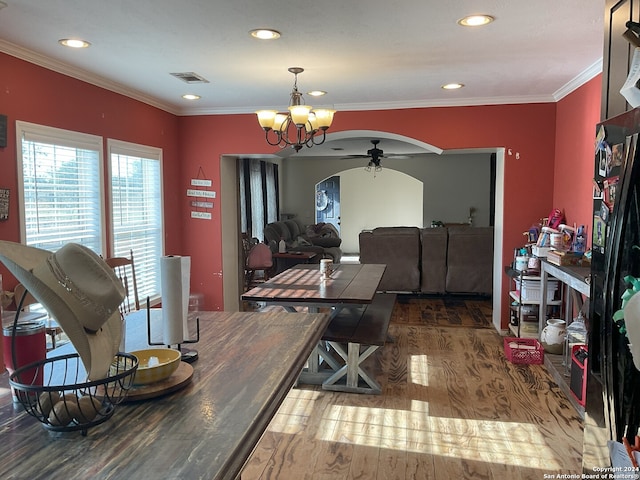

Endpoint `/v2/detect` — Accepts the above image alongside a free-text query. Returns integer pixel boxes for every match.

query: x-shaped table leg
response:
[322,341,381,394]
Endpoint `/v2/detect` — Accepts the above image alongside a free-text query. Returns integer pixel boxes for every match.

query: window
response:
[239,158,279,242]
[16,121,105,253]
[108,140,163,305]
[15,122,164,309]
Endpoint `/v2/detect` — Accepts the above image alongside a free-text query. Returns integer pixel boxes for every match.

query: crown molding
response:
[0,39,179,115]
[2,39,604,117]
[180,95,556,116]
[553,58,603,101]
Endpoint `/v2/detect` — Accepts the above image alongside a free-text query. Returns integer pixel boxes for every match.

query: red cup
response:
[3,321,46,400]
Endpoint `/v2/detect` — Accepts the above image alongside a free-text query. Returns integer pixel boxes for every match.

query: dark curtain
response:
[239,158,279,242]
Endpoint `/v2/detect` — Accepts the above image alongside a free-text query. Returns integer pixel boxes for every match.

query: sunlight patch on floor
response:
[410,354,429,386]
[315,404,563,470]
[266,388,323,435]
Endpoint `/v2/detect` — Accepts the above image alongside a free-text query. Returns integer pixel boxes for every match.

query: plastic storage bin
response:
[519,279,559,302]
[504,337,544,365]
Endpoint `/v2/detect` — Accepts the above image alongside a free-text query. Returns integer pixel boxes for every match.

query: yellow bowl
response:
[130,348,181,385]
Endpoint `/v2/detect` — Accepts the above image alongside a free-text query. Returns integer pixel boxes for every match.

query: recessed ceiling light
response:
[182,94,201,100]
[250,29,281,40]
[442,83,464,90]
[307,90,327,97]
[457,15,494,27]
[58,38,91,48]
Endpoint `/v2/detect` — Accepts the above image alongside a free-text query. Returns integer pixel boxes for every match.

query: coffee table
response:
[271,251,318,274]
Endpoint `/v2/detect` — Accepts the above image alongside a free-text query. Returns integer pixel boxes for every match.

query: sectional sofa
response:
[263,218,343,263]
[358,226,494,294]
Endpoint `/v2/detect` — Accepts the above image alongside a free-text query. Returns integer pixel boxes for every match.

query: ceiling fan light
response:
[256,110,277,130]
[288,105,312,126]
[313,109,335,129]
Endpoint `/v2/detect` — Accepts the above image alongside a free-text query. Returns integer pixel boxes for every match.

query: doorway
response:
[315,176,341,234]
[221,143,505,333]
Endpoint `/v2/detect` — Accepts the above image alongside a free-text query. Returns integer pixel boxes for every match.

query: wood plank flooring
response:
[241,297,583,479]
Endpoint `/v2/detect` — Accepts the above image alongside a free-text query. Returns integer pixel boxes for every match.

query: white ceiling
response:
[0,0,605,121]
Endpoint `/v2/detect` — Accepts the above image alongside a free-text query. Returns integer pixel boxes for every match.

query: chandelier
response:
[256,67,336,152]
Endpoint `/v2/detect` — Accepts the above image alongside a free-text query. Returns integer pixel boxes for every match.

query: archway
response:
[220,133,505,332]
[319,168,424,253]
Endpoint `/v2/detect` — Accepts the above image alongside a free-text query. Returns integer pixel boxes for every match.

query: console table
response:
[539,260,591,331]
[539,259,591,415]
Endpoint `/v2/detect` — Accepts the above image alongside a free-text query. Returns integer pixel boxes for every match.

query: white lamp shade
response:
[313,109,335,129]
[288,105,312,126]
[256,110,277,130]
[273,114,288,132]
[307,112,319,132]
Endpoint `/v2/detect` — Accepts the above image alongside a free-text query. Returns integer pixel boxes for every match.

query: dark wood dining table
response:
[241,263,386,314]
[0,308,330,480]
[241,263,386,385]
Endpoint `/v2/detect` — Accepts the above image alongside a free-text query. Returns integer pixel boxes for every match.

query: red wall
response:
[0,52,602,331]
[180,103,560,322]
[554,75,603,244]
[0,53,182,289]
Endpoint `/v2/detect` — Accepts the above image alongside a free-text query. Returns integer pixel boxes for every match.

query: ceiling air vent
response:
[170,72,210,84]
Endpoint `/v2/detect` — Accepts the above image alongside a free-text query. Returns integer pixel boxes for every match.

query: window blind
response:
[108,139,163,305]
[17,121,104,253]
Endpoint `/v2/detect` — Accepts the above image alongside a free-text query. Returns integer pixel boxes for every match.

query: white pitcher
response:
[540,318,566,355]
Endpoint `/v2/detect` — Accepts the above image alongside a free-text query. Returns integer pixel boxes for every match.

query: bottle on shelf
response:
[278,237,286,253]
[564,311,587,371]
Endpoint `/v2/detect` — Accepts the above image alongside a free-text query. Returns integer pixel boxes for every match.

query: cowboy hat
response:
[0,241,125,380]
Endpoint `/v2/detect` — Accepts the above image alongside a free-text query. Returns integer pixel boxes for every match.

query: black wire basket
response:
[9,352,138,436]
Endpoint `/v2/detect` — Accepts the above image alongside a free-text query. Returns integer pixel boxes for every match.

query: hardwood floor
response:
[242,297,583,479]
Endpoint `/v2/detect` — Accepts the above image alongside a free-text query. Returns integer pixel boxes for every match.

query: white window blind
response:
[108,139,163,305]
[16,121,104,253]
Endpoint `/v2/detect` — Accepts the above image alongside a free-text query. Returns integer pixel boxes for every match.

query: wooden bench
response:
[320,293,396,394]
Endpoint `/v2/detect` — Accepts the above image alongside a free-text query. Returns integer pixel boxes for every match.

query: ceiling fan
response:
[344,139,408,172]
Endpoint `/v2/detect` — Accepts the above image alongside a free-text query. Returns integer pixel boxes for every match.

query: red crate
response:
[504,337,544,365]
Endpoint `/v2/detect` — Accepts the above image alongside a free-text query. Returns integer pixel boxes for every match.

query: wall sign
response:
[191,201,213,209]
[191,211,212,220]
[191,179,212,187]
[187,189,216,198]
[188,167,214,220]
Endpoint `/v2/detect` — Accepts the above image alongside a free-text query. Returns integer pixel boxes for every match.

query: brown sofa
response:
[358,227,421,291]
[263,218,342,263]
[359,226,493,295]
